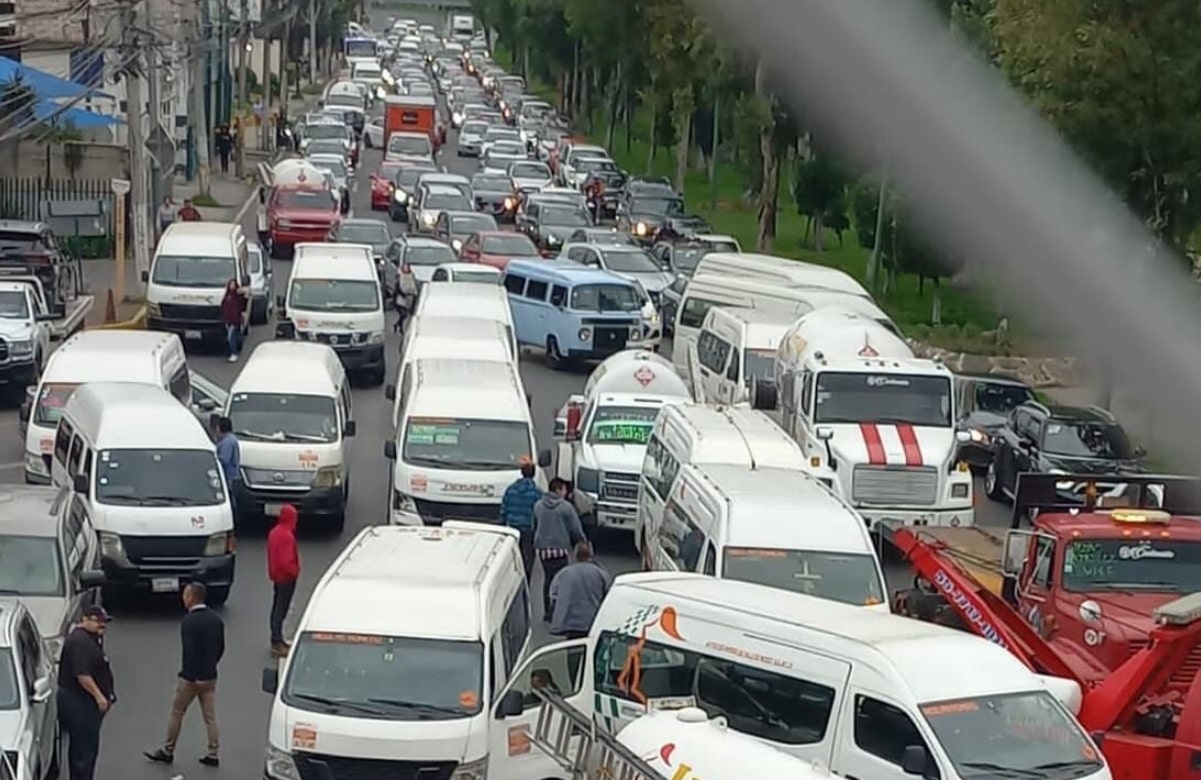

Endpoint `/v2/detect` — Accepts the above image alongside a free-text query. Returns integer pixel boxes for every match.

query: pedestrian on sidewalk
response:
[533,478,587,620]
[221,279,247,362]
[57,606,115,780]
[157,197,175,241]
[215,126,232,174]
[177,199,202,221]
[501,458,542,579]
[548,542,612,639]
[144,582,225,768]
[267,504,301,658]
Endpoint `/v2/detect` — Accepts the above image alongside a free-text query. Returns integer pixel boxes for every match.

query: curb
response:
[92,305,147,331]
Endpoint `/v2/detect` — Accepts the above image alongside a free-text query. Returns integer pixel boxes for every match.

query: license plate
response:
[151,577,179,593]
[264,503,283,517]
[184,329,202,340]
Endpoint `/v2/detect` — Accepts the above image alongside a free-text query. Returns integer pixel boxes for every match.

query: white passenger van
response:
[225,341,356,532]
[387,317,519,429]
[278,243,387,384]
[262,522,531,780]
[22,331,191,484]
[385,359,547,526]
[692,306,794,406]
[413,282,517,357]
[644,463,887,610]
[635,403,809,559]
[50,383,236,604]
[145,222,249,343]
[488,573,1109,780]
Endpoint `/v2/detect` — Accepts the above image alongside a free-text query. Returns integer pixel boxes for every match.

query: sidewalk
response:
[81,256,143,326]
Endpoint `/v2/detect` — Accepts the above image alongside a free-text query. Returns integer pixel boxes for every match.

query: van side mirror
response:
[261,666,279,695]
[72,474,87,494]
[384,441,397,460]
[954,429,971,443]
[384,384,397,401]
[32,675,52,703]
[344,420,357,437]
[276,294,285,309]
[1002,530,1031,577]
[140,270,149,283]
[195,398,217,413]
[275,321,296,339]
[901,745,929,776]
[537,449,552,468]
[815,426,834,441]
[79,570,106,589]
[497,688,524,718]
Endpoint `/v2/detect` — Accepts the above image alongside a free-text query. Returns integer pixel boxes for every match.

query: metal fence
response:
[0,177,117,257]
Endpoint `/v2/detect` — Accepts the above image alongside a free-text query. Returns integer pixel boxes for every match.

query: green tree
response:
[892,206,964,323]
[993,0,1201,251]
[792,149,850,251]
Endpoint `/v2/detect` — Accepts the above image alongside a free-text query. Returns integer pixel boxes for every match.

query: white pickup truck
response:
[0,278,55,389]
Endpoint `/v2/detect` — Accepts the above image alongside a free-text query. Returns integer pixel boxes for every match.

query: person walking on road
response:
[215,417,241,522]
[157,197,175,242]
[177,199,203,221]
[501,458,542,579]
[220,279,247,362]
[57,605,115,780]
[548,542,612,639]
[533,478,587,620]
[267,504,301,657]
[144,582,225,768]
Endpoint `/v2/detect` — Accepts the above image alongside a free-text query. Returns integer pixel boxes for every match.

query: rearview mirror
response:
[32,675,52,703]
[816,426,834,441]
[274,321,296,339]
[384,384,397,401]
[497,689,524,718]
[261,666,279,695]
[344,420,357,437]
[140,270,149,283]
[537,449,552,468]
[384,441,397,460]
[195,398,217,413]
[79,570,106,588]
[1001,530,1031,577]
[275,294,285,309]
[954,429,971,443]
[901,745,928,776]
[72,474,87,494]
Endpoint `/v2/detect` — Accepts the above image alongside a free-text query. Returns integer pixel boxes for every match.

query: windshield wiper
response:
[1031,759,1101,772]
[137,496,194,506]
[235,430,285,442]
[280,432,331,443]
[290,693,388,717]
[959,761,1042,778]
[367,698,464,716]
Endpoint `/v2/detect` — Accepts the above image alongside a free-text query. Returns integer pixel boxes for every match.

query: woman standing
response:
[220,279,248,363]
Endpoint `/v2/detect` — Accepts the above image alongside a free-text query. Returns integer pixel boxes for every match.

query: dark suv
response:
[984,402,1146,503]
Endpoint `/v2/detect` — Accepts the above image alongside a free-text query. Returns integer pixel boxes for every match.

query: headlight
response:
[951,483,969,499]
[452,112,463,124]
[421,212,437,226]
[9,339,32,356]
[969,428,990,443]
[147,302,162,316]
[578,327,591,341]
[264,744,300,780]
[545,234,561,245]
[634,222,648,236]
[451,757,487,780]
[368,332,385,344]
[576,467,600,493]
[394,190,408,203]
[275,218,293,228]
[452,239,463,251]
[98,531,125,561]
[313,465,344,489]
[25,453,47,475]
[503,197,515,210]
[204,532,233,556]
[392,488,417,513]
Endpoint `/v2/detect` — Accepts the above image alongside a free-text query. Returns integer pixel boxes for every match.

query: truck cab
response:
[0,221,92,341]
[554,349,691,531]
[0,279,53,388]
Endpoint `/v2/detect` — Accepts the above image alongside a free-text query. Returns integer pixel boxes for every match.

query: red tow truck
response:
[885,473,1201,780]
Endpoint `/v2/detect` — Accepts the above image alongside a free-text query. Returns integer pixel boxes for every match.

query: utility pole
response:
[219,0,231,127]
[119,0,151,289]
[260,6,271,151]
[191,10,213,197]
[146,47,163,209]
[235,0,248,176]
[279,14,291,116]
[307,0,317,86]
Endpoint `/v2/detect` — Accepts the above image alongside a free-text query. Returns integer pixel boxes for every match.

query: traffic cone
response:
[104,288,116,323]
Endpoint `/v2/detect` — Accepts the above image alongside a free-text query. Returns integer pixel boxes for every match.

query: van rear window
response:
[35,383,78,425]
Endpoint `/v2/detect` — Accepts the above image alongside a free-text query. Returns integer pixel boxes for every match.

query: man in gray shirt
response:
[548,542,612,639]
[533,478,587,620]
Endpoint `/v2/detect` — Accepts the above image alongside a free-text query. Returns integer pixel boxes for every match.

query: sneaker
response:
[227,354,238,363]
[199,756,219,767]
[144,749,173,764]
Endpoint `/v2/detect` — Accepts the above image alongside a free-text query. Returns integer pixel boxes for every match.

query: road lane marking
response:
[0,462,24,470]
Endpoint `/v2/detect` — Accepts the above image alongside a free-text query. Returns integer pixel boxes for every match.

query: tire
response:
[206,586,230,607]
[545,336,564,370]
[985,456,1007,502]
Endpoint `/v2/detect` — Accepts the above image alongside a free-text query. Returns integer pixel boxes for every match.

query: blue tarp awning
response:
[0,59,113,100]
[35,101,123,128]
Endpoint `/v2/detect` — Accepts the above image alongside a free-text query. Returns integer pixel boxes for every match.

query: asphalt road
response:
[0,30,1013,779]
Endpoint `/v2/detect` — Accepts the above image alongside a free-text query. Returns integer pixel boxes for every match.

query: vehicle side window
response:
[168,365,191,405]
[1032,536,1055,588]
[67,434,84,474]
[54,419,74,466]
[696,331,731,374]
[398,366,414,415]
[643,434,680,500]
[800,370,814,416]
[500,583,530,678]
[678,296,715,329]
[594,631,835,745]
[549,285,567,307]
[525,279,548,301]
[17,616,40,693]
[658,500,706,571]
[726,348,740,382]
[512,644,586,709]
[566,247,586,263]
[854,695,940,778]
[81,448,93,480]
[432,269,448,281]
[503,273,526,295]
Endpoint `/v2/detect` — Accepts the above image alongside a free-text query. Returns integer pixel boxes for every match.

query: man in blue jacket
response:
[500,459,542,579]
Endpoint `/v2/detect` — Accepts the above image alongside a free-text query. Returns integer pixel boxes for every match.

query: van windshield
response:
[283,632,483,721]
[152,255,237,288]
[95,449,226,507]
[570,284,641,313]
[403,417,531,470]
[229,393,338,443]
[922,691,1102,778]
[814,372,952,428]
[586,406,660,445]
[289,279,380,312]
[34,382,78,426]
[722,548,884,606]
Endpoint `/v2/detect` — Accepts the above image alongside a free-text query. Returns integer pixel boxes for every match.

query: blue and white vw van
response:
[502,260,647,369]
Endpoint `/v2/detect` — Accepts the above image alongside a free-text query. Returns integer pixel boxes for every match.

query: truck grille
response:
[602,471,640,503]
[244,468,315,488]
[413,498,500,524]
[121,535,207,573]
[294,753,456,780]
[158,303,222,321]
[851,465,939,506]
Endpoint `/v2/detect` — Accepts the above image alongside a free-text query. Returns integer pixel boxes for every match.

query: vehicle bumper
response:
[858,505,975,532]
[235,482,346,518]
[272,227,334,246]
[458,143,480,156]
[593,501,638,532]
[147,317,226,339]
[0,357,39,385]
[101,553,236,591]
[332,343,385,373]
[370,192,390,210]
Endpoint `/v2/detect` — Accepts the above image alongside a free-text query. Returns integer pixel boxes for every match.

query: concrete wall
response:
[0,140,130,180]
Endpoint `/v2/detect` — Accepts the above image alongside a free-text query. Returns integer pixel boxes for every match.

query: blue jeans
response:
[225,324,241,357]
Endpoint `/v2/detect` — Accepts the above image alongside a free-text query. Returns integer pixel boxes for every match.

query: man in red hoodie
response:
[266,504,300,657]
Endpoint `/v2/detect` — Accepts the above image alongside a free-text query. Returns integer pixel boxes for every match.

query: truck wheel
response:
[985,457,1007,502]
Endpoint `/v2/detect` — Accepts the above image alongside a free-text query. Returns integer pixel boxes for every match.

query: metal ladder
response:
[527,688,661,780]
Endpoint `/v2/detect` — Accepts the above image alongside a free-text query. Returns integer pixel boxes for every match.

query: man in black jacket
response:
[144,582,225,767]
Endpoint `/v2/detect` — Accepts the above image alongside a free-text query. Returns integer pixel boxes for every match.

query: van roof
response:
[780,308,914,365]
[290,246,377,280]
[307,523,519,639]
[695,253,870,297]
[506,259,630,286]
[410,316,510,343]
[705,307,795,348]
[231,342,343,395]
[293,243,374,265]
[410,358,526,419]
[157,222,241,257]
[43,331,181,383]
[64,382,212,450]
[686,463,870,552]
[612,573,1043,702]
[659,404,805,469]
